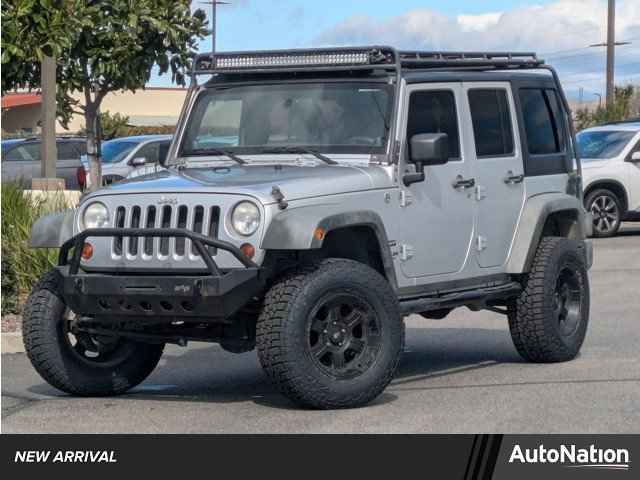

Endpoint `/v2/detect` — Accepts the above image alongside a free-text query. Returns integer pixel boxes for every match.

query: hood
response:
[88,164,394,204]
[581,159,610,170]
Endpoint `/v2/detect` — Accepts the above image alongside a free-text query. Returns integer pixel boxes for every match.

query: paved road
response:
[3,225,639,433]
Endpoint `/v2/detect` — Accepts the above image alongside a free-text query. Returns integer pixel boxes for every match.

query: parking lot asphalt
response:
[2,224,639,433]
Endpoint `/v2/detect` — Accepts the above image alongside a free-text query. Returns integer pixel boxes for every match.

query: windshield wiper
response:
[183,148,246,165]
[260,146,338,165]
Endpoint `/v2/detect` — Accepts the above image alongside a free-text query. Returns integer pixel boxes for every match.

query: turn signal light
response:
[81,242,94,260]
[240,243,255,260]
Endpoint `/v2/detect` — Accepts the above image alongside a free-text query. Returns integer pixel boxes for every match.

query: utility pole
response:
[606,0,616,107]
[33,55,63,191]
[589,0,631,108]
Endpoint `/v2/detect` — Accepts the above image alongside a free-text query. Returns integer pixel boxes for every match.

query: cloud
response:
[314,0,640,95]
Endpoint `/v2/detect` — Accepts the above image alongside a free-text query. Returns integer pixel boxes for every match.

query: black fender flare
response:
[262,206,397,288]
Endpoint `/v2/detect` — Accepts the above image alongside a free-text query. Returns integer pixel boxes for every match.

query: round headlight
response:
[231,201,260,236]
[82,202,109,230]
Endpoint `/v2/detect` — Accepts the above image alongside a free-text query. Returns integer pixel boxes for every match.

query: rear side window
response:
[407,90,460,159]
[468,89,514,157]
[74,141,87,155]
[57,142,82,160]
[4,143,40,162]
[519,89,563,155]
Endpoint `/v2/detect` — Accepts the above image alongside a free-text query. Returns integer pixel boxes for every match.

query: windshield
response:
[100,140,138,164]
[180,82,393,159]
[576,130,636,159]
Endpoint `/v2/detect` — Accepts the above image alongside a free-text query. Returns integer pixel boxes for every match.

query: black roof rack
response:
[192,46,544,75]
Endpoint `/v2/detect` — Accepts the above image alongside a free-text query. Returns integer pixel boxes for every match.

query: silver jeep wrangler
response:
[25,47,593,409]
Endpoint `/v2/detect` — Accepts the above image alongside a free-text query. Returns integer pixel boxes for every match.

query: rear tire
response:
[509,237,590,363]
[22,270,164,396]
[256,259,404,409]
[585,188,622,238]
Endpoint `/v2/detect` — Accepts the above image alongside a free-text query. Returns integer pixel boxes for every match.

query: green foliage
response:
[80,110,131,140]
[1,0,206,159]
[78,111,176,139]
[117,124,176,137]
[1,183,68,313]
[575,85,640,131]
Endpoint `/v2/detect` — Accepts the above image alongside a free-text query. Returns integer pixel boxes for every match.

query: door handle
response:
[452,175,476,190]
[504,171,524,184]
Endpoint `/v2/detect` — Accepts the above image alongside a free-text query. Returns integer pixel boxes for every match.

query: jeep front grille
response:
[112,204,220,259]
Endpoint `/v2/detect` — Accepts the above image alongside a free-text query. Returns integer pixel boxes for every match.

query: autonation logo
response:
[509,444,630,471]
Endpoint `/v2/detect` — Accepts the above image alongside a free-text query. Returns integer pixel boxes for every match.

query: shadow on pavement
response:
[27,325,524,409]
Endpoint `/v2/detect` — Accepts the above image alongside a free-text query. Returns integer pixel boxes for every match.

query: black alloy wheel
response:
[308,293,382,380]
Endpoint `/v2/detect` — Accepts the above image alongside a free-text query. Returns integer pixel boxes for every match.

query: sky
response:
[150,0,640,100]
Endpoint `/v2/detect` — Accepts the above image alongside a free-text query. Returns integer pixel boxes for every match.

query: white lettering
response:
[15,451,51,463]
[509,445,525,463]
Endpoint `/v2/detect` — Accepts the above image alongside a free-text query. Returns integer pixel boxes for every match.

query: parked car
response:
[1,136,87,189]
[81,135,172,188]
[26,47,593,410]
[578,121,640,237]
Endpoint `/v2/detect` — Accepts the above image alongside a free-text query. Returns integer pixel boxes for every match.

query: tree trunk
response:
[85,107,102,191]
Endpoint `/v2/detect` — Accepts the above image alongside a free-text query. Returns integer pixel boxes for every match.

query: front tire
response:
[22,270,164,396]
[586,188,622,237]
[256,259,404,409]
[509,237,590,363]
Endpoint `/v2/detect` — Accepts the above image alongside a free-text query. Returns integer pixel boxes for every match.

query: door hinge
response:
[399,190,413,207]
[476,235,488,252]
[475,185,487,201]
[400,243,415,261]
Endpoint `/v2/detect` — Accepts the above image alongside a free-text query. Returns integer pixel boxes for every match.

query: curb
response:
[1,332,25,354]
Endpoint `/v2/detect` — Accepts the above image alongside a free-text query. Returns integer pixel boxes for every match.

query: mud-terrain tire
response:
[22,269,164,396]
[509,237,590,363]
[256,259,404,409]
[585,188,622,238]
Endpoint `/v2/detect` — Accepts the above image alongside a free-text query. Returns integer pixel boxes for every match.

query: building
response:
[1,87,187,135]
[1,93,42,134]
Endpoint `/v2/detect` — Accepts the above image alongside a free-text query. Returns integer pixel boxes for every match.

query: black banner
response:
[1,434,636,478]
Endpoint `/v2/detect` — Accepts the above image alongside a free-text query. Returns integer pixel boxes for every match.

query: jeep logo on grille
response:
[157,196,178,205]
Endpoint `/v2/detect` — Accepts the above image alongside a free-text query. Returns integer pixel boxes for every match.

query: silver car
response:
[27,47,593,410]
[1,136,87,189]
[82,134,171,188]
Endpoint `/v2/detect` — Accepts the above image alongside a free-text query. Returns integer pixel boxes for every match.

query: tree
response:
[2,1,206,189]
[80,111,131,140]
[575,85,639,131]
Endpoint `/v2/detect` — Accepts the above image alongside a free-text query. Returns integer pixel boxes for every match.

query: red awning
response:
[1,93,42,109]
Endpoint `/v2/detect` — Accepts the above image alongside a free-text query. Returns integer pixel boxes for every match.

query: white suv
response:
[578,121,640,237]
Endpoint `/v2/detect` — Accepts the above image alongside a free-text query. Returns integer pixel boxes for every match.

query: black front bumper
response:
[58,228,264,322]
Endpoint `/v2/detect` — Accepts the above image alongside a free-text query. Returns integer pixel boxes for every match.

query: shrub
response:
[1,183,68,313]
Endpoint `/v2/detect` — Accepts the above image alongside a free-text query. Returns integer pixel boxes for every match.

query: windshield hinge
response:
[271,186,288,210]
[392,140,401,164]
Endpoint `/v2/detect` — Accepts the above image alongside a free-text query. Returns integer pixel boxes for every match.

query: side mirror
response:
[627,151,640,163]
[130,157,146,167]
[403,133,449,186]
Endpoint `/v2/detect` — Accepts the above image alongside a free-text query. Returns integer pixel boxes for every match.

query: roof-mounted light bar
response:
[194,47,396,73]
[191,47,545,76]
